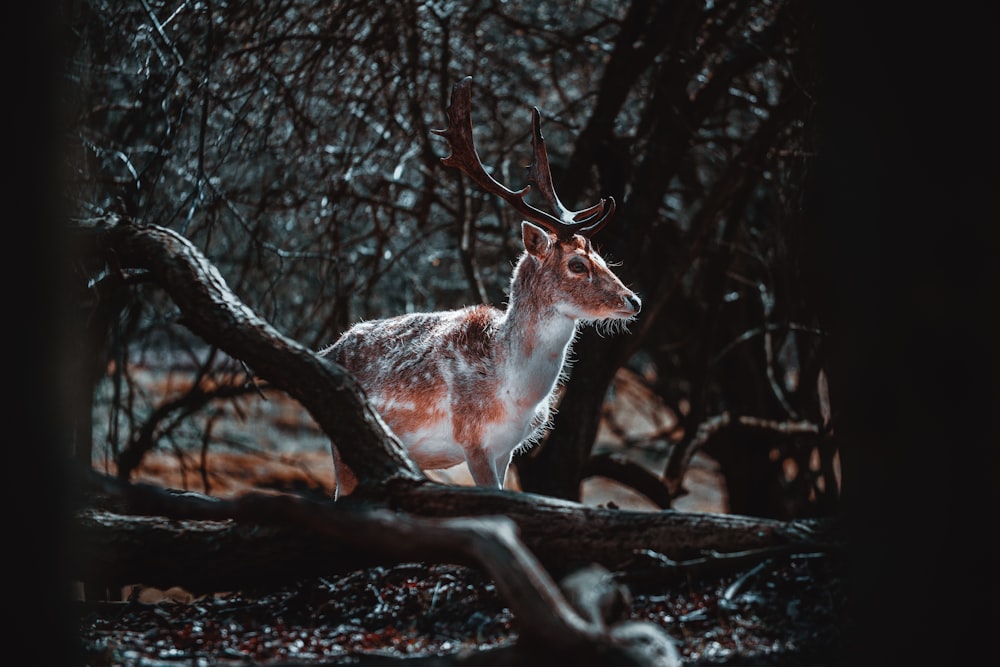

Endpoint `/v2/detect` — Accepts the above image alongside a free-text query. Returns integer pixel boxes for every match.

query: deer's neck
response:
[498,255,579,405]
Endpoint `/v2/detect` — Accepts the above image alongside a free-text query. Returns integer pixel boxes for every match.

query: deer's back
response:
[327,304,503,379]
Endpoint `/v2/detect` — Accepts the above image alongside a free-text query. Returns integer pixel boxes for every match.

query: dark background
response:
[814,3,996,665]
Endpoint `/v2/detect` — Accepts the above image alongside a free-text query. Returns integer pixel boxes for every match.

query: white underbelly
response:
[375,389,551,471]
[395,420,467,470]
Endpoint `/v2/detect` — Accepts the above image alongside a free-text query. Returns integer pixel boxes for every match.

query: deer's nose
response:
[625,294,642,313]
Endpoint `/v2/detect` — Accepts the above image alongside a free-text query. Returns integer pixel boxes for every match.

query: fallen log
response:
[73,472,842,594]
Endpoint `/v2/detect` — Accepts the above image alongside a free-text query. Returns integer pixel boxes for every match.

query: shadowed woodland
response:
[17,1,997,666]
[68,0,836,516]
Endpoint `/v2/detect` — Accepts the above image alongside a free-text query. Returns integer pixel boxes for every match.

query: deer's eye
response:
[568,257,589,274]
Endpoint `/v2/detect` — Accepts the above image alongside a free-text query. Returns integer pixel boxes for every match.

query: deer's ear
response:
[522,221,553,258]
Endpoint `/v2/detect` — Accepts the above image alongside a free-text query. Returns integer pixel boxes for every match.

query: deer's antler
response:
[432,76,614,239]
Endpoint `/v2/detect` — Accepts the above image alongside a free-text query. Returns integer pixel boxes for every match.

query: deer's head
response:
[433,77,641,324]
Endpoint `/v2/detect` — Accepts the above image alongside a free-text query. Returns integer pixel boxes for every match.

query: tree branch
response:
[83,216,423,488]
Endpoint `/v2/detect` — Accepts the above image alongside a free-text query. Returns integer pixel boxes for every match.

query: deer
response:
[320,77,640,490]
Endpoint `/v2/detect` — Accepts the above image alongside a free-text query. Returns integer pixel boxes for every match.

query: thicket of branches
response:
[64,0,835,519]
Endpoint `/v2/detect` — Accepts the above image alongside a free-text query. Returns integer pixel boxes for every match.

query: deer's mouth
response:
[615,295,641,317]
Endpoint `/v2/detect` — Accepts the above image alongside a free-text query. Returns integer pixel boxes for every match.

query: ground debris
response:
[77,551,849,666]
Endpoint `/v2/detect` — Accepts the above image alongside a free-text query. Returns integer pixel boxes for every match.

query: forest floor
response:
[77,367,850,665]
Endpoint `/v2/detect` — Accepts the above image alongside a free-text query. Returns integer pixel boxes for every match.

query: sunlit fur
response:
[321,221,640,489]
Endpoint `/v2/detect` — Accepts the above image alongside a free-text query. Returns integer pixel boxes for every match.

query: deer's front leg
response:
[465,446,503,488]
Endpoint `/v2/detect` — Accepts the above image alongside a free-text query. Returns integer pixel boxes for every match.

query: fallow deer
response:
[320,77,640,489]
